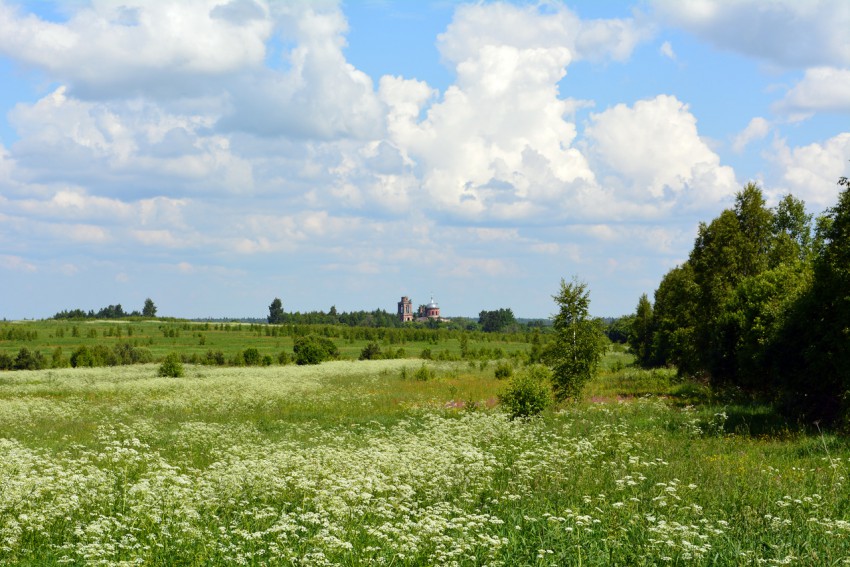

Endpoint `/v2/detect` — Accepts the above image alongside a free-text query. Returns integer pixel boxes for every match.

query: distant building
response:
[397,296,413,322]
[398,295,444,322]
[421,297,440,319]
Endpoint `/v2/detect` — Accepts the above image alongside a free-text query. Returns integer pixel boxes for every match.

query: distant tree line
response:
[267,298,541,332]
[53,299,157,320]
[622,177,850,426]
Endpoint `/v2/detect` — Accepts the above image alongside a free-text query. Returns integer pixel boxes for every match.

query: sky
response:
[0,0,849,320]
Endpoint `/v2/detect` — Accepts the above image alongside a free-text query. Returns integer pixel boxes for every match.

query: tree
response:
[268,298,284,324]
[650,263,700,374]
[142,298,157,318]
[778,175,850,423]
[772,194,813,264]
[544,277,606,400]
[628,294,653,367]
[478,308,516,332]
[158,353,184,378]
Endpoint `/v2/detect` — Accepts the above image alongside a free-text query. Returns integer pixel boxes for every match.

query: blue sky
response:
[1,0,849,320]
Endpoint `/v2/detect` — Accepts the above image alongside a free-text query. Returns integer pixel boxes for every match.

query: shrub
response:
[494,361,513,380]
[242,347,261,366]
[113,342,153,365]
[414,363,433,381]
[51,347,69,368]
[261,354,273,366]
[158,353,184,378]
[359,342,382,360]
[293,335,339,365]
[13,347,46,370]
[277,351,291,365]
[0,353,12,370]
[420,348,432,360]
[499,365,553,419]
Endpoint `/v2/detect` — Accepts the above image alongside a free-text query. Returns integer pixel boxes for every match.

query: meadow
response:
[0,336,848,566]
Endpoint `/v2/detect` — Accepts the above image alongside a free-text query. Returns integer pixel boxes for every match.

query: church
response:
[397,296,442,322]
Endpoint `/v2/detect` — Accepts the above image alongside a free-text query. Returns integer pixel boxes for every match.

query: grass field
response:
[1,345,849,565]
[0,319,535,364]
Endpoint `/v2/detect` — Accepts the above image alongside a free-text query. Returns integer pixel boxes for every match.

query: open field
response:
[0,320,536,364]
[1,354,849,565]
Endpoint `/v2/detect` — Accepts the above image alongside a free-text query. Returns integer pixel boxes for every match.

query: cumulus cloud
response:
[771,133,850,210]
[652,0,850,68]
[8,87,253,195]
[438,2,649,66]
[216,3,384,139]
[774,67,850,116]
[732,117,771,153]
[376,2,651,221]
[585,95,738,209]
[0,0,273,99]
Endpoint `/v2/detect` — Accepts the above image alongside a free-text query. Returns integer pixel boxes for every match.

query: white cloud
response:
[438,2,649,66]
[659,40,676,60]
[732,117,771,153]
[652,0,850,68]
[9,88,253,195]
[381,4,616,221]
[0,254,36,273]
[771,133,850,210]
[585,94,738,209]
[217,3,384,139]
[0,0,273,98]
[774,67,850,116]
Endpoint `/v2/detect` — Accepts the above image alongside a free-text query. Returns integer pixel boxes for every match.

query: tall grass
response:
[0,360,848,564]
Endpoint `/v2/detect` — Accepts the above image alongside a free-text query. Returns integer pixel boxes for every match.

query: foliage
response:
[627,294,653,367]
[544,277,606,400]
[478,308,516,333]
[12,347,46,370]
[293,335,339,365]
[359,342,383,360]
[498,364,553,419]
[242,347,261,366]
[493,361,513,380]
[142,298,157,318]
[158,353,184,377]
[641,178,850,424]
[604,315,633,344]
[267,298,284,325]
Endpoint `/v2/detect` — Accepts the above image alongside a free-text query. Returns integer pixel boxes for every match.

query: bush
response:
[277,351,291,365]
[13,347,46,370]
[494,361,513,380]
[0,353,12,370]
[414,363,433,381]
[158,353,184,378]
[293,335,339,365]
[201,350,226,365]
[499,365,553,419]
[242,347,261,366]
[359,342,382,360]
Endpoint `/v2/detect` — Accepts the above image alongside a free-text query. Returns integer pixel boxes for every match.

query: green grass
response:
[0,319,535,364]
[1,350,849,564]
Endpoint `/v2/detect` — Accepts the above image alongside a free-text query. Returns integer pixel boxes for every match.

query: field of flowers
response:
[1,360,849,565]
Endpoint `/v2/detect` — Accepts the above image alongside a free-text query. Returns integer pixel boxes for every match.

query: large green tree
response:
[778,176,850,423]
[544,277,606,400]
[628,293,653,367]
[268,298,284,324]
[651,262,699,375]
[142,298,157,318]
